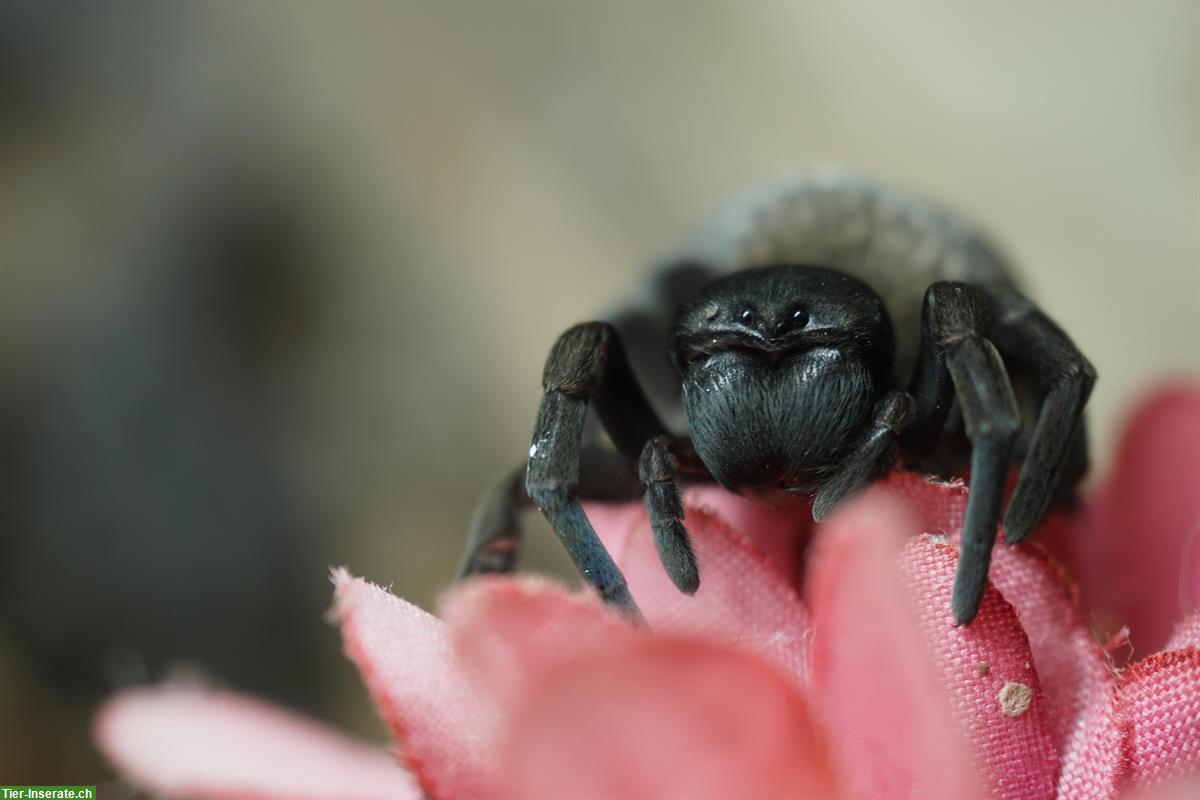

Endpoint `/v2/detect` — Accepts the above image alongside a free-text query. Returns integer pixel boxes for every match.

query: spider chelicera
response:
[458,170,1095,625]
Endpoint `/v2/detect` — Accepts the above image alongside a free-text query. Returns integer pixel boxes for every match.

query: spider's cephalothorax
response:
[675,266,893,493]
[458,171,1095,626]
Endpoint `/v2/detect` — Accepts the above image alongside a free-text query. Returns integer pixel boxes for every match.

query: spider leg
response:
[526,322,671,620]
[638,435,713,594]
[908,283,1022,625]
[457,448,643,578]
[458,464,527,577]
[987,287,1096,543]
[813,390,915,521]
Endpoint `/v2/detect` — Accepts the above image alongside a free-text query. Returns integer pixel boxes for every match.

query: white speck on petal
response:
[999,682,1033,717]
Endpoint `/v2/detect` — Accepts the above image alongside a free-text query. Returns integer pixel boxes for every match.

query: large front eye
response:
[739,307,755,324]
[790,307,809,327]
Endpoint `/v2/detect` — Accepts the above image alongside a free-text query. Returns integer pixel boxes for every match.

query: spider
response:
[458,170,1095,625]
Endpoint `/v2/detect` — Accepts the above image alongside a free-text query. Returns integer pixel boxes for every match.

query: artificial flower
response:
[95,384,1200,799]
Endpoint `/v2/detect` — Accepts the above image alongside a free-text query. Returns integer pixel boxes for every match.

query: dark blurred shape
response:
[0,3,339,719]
[0,166,333,709]
[0,1,80,143]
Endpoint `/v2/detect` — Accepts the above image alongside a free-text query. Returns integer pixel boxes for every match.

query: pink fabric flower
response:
[94,384,1200,799]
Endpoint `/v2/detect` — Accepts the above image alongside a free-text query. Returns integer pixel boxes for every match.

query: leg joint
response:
[637,435,676,484]
[874,390,915,432]
[1044,353,1097,398]
[1068,354,1098,386]
[924,282,992,345]
[524,480,573,513]
[972,414,1022,446]
[543,321,614,395]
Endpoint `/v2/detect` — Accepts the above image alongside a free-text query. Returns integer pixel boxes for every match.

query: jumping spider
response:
[459,171,1094,625]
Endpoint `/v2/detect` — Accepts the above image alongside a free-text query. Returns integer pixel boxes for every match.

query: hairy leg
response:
[906,283,1022,625]
[457,448,644,578]
[813,389,915,521]
[986,286,1096,543]
[525,322,669,619]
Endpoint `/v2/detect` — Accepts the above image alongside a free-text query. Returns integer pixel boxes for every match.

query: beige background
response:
[257,1,1200,599]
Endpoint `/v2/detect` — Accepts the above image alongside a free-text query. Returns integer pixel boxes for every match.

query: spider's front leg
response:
[812,390,916,521]
[638,435,713,594]
[526,322,669,620]
[457,448,643,578]
[907,283,1022,626]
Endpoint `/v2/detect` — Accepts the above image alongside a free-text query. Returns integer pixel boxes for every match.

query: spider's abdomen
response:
[682,347,876,492]
[663,170,1017,383]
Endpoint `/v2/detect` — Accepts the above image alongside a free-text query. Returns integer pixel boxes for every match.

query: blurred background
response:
[0,1,1196,785]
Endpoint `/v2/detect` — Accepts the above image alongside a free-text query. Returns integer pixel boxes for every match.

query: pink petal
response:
[877,470,974,534]
[684,485,815,588]
[984,529,1124,799]
[1118,648,1200,790]
[900,535,1059,800]
[501,637,840,800]
[1166,610,1200,651]
[1118,773,1200,800]
[441,576,636,716]
[603,502,813,683]
[806,492,979,799]
[94,685,419,800]
[1074,383,1200,654]
[881,471,1125,798]
[582,501,647,565]
[331,569,492,800]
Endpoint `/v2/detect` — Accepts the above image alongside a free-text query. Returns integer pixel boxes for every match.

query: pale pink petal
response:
[501,637,840,800]
[94,685,419,800]
[441,576,635,715]
[1119,773,1200,800]
[901,536,1059,800]
[604,503,812,683]
[806,493,979,799]
[1073,383,1200,654]
[588,491,813,589]
[1119,648,1200,790]
[331,569,493,799]
[1166,610,1200,651]
[583,501,646,566]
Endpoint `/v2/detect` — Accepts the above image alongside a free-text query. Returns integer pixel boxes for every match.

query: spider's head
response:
[670,265,895,493]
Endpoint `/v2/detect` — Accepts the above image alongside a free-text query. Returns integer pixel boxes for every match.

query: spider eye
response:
[739,307,755,324]
[790,307,809,327]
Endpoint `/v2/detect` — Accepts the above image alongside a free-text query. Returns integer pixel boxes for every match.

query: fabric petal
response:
[984,526,1124,799]
[1166,609,1200,652]
[582,501,647,566]
[603,502,813,683]
[440,576,635,716]
[331,569,492,800]
[1118,773,1200,800]
[881,471,1125,798]
[501,637,839,800]
[1072,383,1200,654]
[806,492,979,799]
[94,685,419,800]
[1118,648,1200,790]
[684,485,814,588]
[900,535,1059,800]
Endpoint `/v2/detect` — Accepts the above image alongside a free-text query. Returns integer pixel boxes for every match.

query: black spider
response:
[458,171,1095,625]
